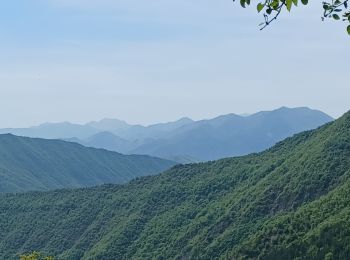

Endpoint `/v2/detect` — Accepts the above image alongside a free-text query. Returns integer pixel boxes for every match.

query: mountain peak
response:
[86,118,130,131]
[269,106,311,113]
[177,117,194,123]
[93,118,128,125]
[209,113,242,122]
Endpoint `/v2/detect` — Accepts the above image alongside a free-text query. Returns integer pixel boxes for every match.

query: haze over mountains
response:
[0,134,176,193]
[1,110,348,259]
[0,107,333,162]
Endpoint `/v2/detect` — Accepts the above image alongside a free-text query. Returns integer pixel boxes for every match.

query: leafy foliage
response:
[237,0,350,34]
[0,111,349,259]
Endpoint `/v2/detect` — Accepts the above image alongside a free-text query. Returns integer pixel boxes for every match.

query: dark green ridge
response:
[0,134,176,193]
[0,111,349,259]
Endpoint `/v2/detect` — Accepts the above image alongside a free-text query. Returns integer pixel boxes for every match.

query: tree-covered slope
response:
[0,134,176,193]
[0,112,349,259]
[234,179,350,259]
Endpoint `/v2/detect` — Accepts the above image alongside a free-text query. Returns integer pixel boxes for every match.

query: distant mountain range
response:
[0,134,176,193]
[0,107,334,162]
[0,110,348,259]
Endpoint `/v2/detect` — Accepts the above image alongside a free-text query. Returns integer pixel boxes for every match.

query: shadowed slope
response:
[0,134,176,193]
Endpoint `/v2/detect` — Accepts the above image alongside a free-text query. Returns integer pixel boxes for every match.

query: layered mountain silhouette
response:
[0,111,348,259]
[0,122,100,139]
[0,107,333,162]
[0,134,176,193]
[131,107,334,160]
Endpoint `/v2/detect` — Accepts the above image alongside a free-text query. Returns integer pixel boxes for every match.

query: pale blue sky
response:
[0,0,348,127]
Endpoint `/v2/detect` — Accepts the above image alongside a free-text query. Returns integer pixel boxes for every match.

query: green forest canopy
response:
[19,252,53,260]
[0,111,349,259]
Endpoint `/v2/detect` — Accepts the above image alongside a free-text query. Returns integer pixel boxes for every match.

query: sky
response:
[0,0,348,127]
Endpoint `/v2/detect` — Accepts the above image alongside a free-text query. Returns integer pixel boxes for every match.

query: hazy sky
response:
[0,0,348,127]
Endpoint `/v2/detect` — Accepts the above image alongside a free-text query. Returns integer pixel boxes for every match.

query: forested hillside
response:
[0,134,176,193]
[0,111,349,259]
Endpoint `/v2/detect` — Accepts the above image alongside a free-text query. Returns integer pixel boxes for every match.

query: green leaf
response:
[301,0,308,5]
[257,3,265,12]
[271,0,279,9]
[286,0,293,11]
[333,14,340,20]
[292,0,298,6]
[240,0,246,8]
[347,25,350,35]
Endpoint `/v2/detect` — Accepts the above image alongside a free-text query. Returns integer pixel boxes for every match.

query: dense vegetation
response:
[19,251,54,260]
[0,111,349,259]
[0,134,176,193]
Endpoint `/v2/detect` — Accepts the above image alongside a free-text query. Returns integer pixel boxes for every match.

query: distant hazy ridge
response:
[0,107,333,162]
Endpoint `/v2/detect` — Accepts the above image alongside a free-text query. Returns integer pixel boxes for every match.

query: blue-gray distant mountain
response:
[0,122,100,139]
[69,107,333,162]
[74,131,140,153]
[0,107,333,162]
[86,118,131,132]
[69,131,200,164]
[0,134,176,193]
[131,107,334,160]
[0,117,194,141]
[109,117,195,140]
